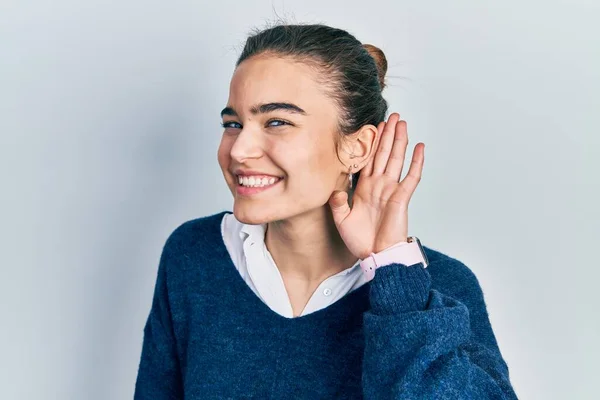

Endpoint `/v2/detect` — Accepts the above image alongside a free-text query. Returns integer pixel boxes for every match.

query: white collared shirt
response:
[220,212,370,318]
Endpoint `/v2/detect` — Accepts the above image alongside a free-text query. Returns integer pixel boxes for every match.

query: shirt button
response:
[323,288,332,296]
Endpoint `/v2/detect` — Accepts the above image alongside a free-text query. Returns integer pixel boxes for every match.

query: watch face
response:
[408,236,429,268]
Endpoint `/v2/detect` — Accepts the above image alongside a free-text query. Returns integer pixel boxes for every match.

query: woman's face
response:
[217,55,349,225]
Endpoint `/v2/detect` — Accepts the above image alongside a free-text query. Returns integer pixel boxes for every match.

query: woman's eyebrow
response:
[220,102,307,118]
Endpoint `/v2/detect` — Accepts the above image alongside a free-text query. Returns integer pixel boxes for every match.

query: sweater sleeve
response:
[362,261,518,399]
[134,237,183,400]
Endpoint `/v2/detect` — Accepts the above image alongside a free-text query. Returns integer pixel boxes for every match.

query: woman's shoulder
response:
[161,210,232,256]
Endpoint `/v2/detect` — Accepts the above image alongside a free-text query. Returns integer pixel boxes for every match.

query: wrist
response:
[373,239,409,254]
[360,236,428,281]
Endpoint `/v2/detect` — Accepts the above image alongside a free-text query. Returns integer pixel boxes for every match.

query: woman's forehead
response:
[228,56,330,111]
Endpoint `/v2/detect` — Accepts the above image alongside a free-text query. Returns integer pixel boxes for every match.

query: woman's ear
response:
[339,124,379,171]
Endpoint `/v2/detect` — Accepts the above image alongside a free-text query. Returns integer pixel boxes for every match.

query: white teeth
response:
[237,175,280,188]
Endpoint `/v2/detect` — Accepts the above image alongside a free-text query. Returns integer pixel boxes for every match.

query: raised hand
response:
[328,113,425,260]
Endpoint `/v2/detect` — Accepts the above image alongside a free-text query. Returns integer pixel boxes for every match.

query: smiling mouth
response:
[236,175,283,188]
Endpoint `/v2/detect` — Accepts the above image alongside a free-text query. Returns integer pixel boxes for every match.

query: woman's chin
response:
[233,204,275,225]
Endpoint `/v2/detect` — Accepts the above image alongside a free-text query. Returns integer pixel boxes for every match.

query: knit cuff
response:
[369,262,431,315]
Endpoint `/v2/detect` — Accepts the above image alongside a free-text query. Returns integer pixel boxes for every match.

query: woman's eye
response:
[267,119,289,127]
[221,121,241,129]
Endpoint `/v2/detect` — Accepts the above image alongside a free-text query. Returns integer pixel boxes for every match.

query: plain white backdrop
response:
[1,0,598,398]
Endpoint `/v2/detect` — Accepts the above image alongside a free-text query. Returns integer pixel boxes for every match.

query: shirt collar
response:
[239,221,267,244]
[239,219,361,276]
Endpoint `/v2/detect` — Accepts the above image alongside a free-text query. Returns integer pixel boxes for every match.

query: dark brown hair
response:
[236,23,389,189]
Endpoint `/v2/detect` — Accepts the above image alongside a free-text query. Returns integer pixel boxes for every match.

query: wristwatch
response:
[359,236,429,281]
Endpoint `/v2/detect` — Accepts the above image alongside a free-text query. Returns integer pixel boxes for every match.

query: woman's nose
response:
[229,128,263,162]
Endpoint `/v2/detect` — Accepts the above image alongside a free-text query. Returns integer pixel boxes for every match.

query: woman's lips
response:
[235,177,283,196]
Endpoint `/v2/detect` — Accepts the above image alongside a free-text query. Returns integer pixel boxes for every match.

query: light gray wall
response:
[1,1,598,399]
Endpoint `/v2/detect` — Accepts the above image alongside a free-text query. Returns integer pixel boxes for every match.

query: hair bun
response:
[362,44,388,90]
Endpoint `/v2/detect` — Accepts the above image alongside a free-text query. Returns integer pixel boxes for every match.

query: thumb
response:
[328,190,351,225]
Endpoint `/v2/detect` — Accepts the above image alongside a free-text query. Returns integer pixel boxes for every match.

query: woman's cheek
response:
[217,136,234,164]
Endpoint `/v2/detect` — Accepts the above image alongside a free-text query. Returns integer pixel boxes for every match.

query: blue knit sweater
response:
[134,211,517,399]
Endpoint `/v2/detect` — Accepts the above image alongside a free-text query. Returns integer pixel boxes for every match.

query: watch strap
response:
[360,237,428,281]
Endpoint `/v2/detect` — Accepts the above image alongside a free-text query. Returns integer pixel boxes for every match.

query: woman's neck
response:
[264,206,359,286]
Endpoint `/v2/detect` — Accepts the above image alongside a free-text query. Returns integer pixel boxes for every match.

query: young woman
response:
[134,23,518,399]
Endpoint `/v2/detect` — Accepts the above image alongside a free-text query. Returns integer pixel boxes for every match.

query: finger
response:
[383,119,408,181]
[361,121,386,177]
[398,143,425,200]
[328,190,351,226]
[372,113,400,176]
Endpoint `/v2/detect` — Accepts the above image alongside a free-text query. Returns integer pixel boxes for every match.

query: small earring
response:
[348,164,358,190]
[348,165,353,190]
